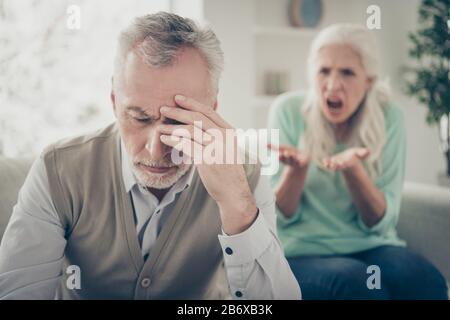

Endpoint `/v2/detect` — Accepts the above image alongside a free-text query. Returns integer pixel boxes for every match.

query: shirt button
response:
[235,291,243,298]
[141,278,151,288]
[225,247,233,255]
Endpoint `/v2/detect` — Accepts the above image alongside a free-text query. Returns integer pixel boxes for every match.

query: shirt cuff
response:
[217,210,273,266]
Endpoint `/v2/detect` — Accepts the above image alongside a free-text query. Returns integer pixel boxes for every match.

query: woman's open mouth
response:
[326,97,344,114]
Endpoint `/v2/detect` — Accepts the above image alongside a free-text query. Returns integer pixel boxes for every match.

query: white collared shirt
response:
[0,140,301,300]
[121,139,196,259]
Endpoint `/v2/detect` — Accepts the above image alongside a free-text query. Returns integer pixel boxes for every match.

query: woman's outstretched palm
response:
[268,144,309,169]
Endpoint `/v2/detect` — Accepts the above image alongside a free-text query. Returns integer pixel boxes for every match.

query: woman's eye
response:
[342,69,355,76]
[319,68,330,75]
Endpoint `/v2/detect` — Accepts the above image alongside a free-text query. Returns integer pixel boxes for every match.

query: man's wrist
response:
[218,198,258,235]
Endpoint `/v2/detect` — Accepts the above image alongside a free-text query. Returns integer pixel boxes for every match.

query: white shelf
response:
[253,26,317,37]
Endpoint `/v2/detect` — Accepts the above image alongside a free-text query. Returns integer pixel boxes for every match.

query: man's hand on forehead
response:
[163,94,228,126]
[158,94,227,158]
[158,94,258,236]
[158,94,233,159]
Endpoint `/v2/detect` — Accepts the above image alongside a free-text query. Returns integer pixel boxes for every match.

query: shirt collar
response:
[120,138,195,194]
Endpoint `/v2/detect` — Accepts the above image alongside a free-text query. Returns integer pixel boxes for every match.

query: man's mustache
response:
[134,158,177,168]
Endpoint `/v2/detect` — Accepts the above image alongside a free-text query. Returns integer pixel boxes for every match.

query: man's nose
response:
[145,129,169,159]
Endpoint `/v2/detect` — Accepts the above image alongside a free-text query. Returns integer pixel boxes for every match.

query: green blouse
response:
[268,91,406,257]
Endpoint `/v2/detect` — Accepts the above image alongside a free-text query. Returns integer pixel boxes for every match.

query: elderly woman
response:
[268,24,448,299]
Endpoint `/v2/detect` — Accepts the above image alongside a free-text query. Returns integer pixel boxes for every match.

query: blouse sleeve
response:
[357,106,407,235]
[267,92,304,226]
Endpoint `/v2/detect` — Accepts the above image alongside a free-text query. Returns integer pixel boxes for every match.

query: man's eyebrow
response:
[125,106,157,118]
[125,106,145,114]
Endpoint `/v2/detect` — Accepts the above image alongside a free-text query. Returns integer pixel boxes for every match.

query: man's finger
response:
[174,95,232,129]
[160,134,204,164]
[159,124,212,146]
[160,106,215,130]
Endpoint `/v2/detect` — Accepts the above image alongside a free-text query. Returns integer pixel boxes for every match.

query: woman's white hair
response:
[302,23,390,177]
[113,12,224,95]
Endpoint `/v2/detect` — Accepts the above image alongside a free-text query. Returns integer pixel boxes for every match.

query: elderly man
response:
[0,12,300,299]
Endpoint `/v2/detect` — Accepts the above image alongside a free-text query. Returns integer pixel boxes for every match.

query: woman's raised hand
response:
[268,144,310,169]
[322,147,370,171]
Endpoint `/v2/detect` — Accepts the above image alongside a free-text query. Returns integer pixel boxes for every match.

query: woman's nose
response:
[326,74,343,92]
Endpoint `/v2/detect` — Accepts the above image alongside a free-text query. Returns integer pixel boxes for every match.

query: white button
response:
[141,278,151,288]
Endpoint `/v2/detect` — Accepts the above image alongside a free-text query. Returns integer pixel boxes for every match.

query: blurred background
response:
[0,0,449,187]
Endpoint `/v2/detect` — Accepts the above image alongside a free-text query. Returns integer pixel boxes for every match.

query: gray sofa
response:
[0,157,449,297]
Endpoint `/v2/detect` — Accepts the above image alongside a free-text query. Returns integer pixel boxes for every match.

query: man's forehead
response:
[124,50,210,89]
[120,85,211,116]
[118,50,213,112]
[123,95,176,116]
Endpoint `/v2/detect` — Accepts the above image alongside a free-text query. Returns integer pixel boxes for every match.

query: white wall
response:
[198,0,446,186]
[171,0,204,21]
[203,0,256,130]
[372,0,446,185]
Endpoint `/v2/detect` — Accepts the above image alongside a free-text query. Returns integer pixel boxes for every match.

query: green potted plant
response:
[405,0,450,179]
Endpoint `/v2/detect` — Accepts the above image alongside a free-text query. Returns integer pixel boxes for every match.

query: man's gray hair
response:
[114,12,224,94]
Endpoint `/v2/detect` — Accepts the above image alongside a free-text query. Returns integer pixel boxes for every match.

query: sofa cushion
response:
[398,182,450,292]
[0,158,449,296]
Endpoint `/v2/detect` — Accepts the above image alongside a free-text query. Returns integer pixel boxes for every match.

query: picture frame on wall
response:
[289,0,323,28]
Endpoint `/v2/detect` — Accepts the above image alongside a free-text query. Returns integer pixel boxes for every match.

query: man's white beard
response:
[132,163,191,190]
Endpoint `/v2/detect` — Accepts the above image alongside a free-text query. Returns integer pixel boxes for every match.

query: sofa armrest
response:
[398,182,450,282]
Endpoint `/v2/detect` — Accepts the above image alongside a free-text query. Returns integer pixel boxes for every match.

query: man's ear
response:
[111,91,116,114]
[111,77,117,116]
